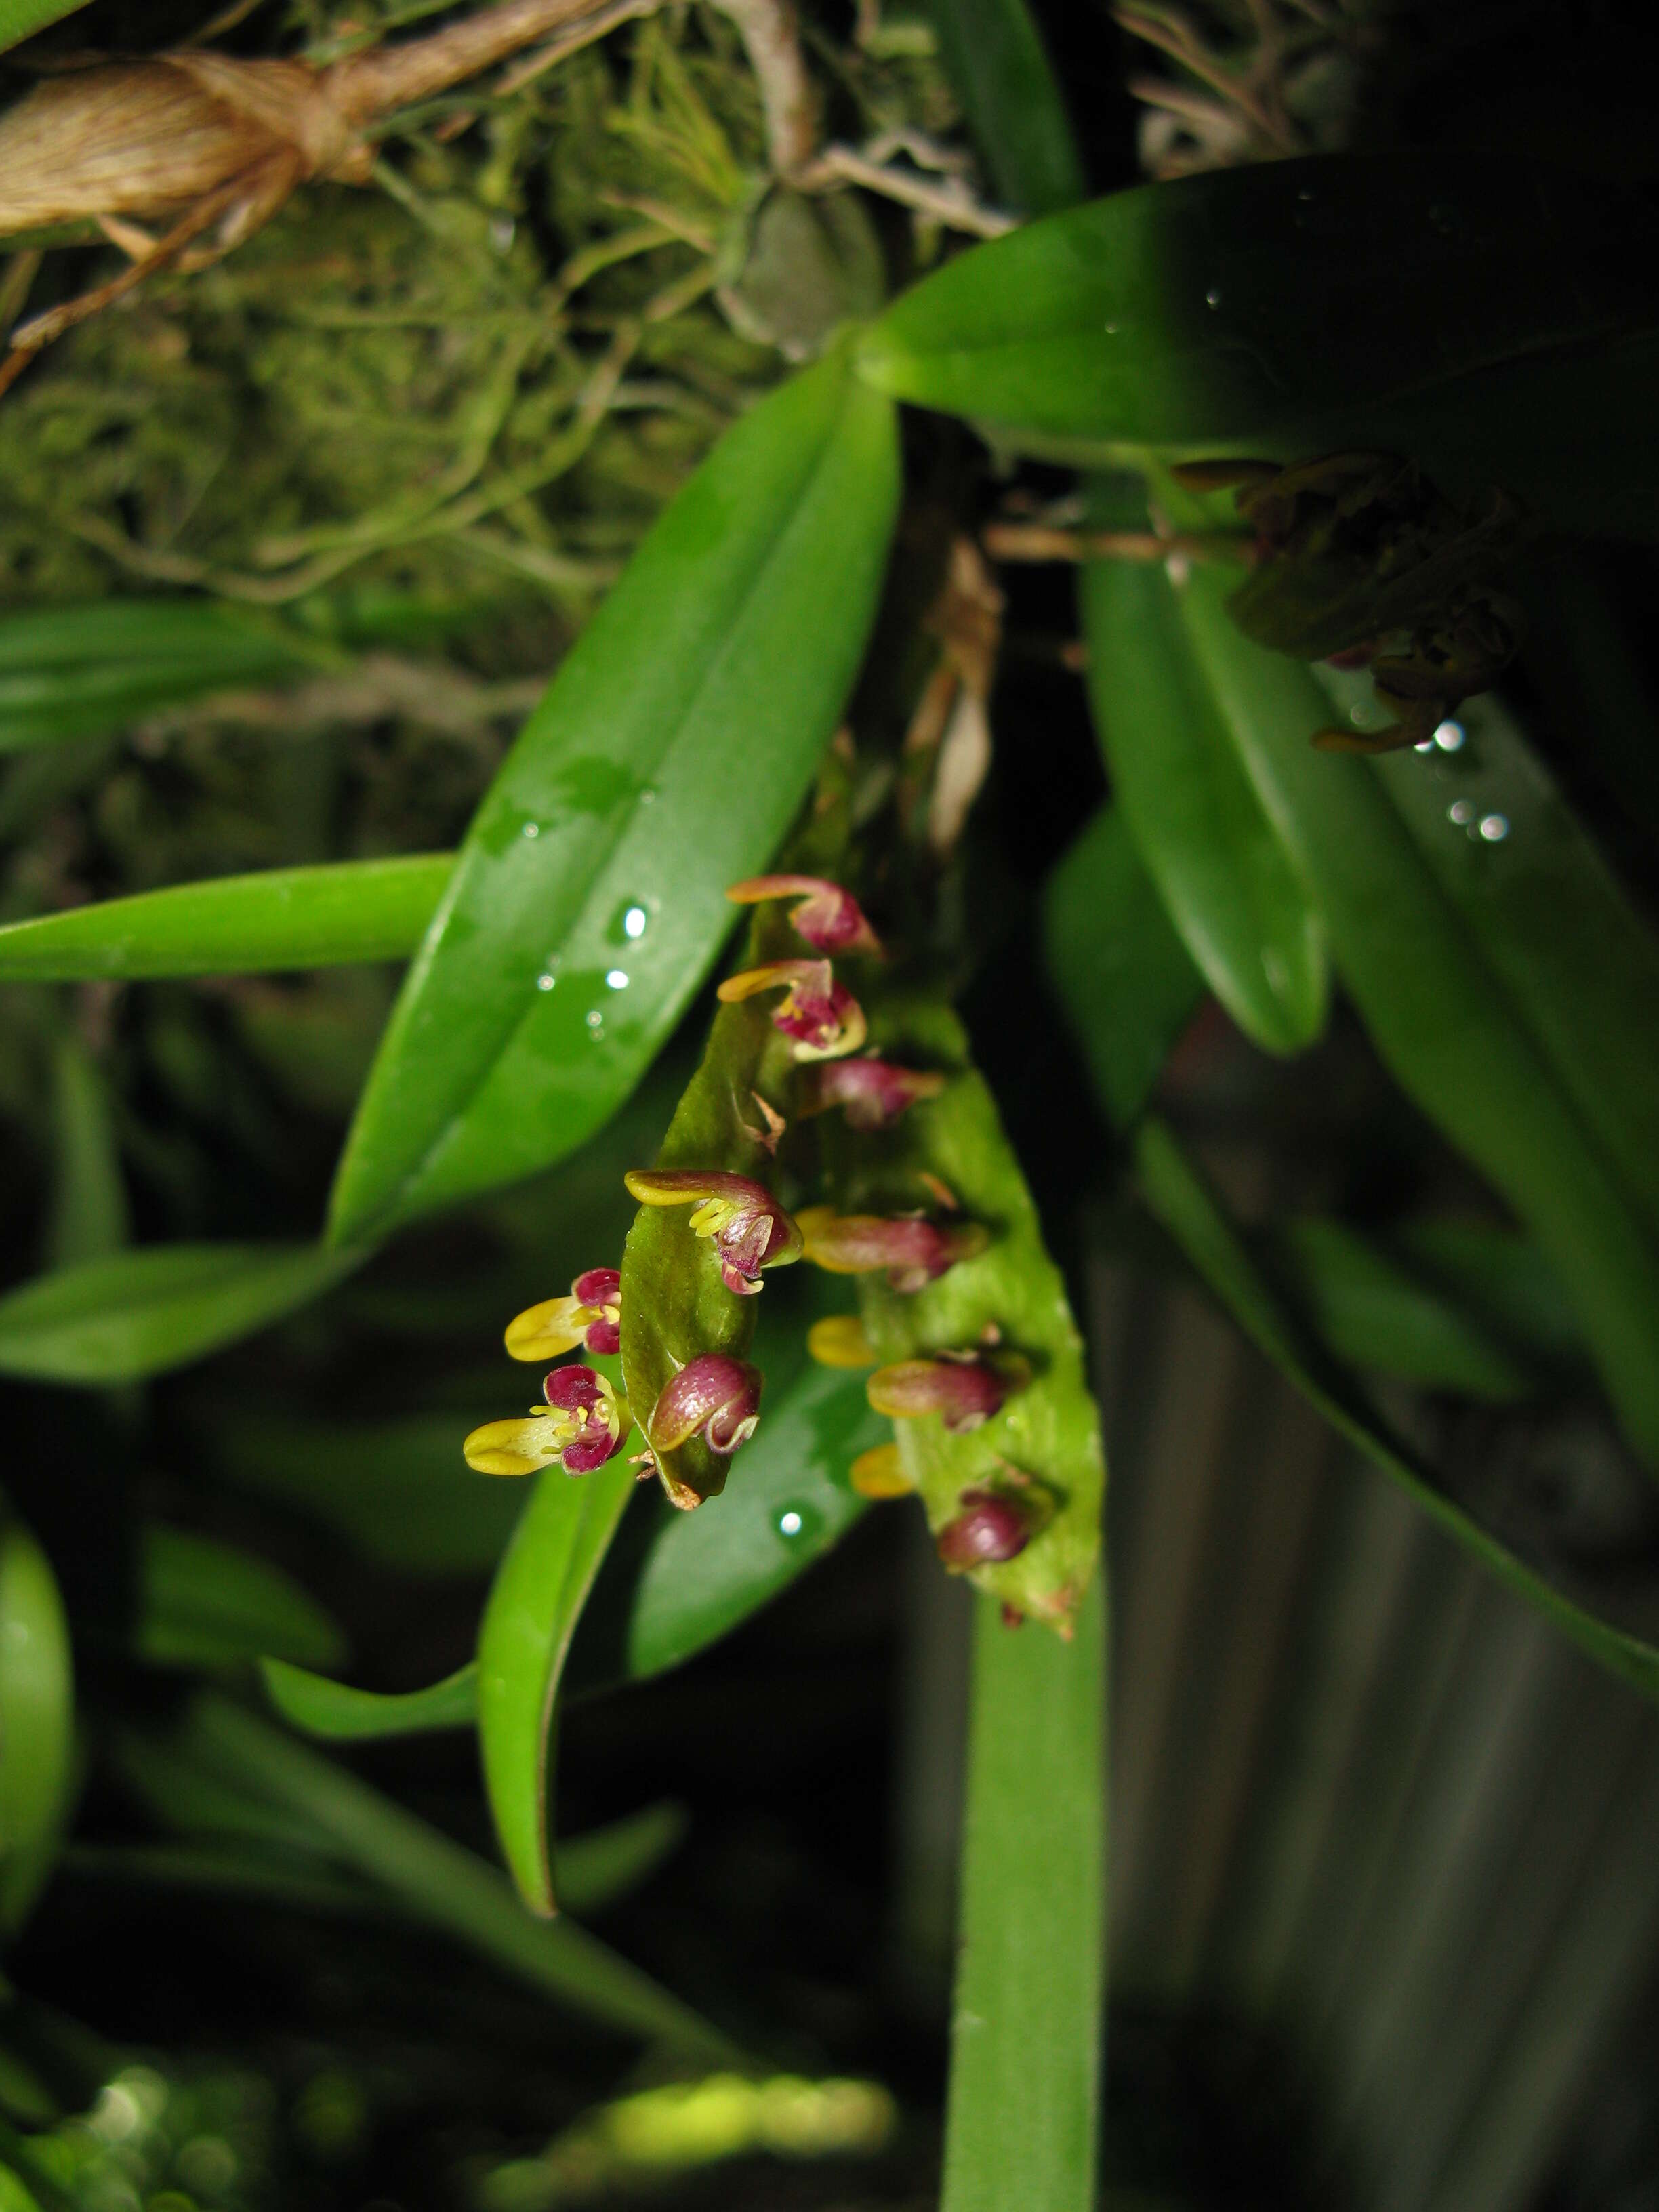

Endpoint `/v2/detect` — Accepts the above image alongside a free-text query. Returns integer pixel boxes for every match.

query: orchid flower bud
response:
[806,1313,876,1368]
[849,1443,914,1498]
[464,1364,630,1478]
[647,1353,763,1456]
[797,1056,946,1130]
[866,1351,1025,1433]
[796,1206,988,1293]
[716,960,867,1060]
[623,1168,802,1296]
[936,1488,1040,1567]
[504,1266,621,1361]
[725,874,882,956]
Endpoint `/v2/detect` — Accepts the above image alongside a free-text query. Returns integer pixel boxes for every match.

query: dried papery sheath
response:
[503,1267,621,1361]
[647,1354,762,1456]
[464,1363,630,1477]
[866,1351,1025,1433]
[796,1206,988,1292]
[796,1055,945,1128]
[716,960,867,1059]
[725,874,882,956]
[935,1487,1042,1567]
[623,1169,802,1296]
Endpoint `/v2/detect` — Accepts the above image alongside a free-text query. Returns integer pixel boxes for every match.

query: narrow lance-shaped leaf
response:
[857,156,1659,448]
[1134,1118,1659,1705]
[0,1523,74,1934]
[0,855,453,983]
[942,1580,1105,2212]
[45,1031,129,1271]
[138,1528,346,1673]
[925,0,1084,217]
[0,0,92,55]
[826,998,1105,1629]
[1080,493,1326,1056]
[260,1658,479,1740]
[1176,562,1659,1473]
[0,1243,366,1386]
[328,344,899,1245]
[476,1452,637,1917]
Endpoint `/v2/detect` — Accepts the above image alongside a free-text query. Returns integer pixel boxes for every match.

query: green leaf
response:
[1391,1218,1587,1377]
[260,1658,478,1740]
[1079,510,1326,1054]
[1176,563,1659,1471]
[0,1244,366,1385]
[1134,1116,1659,1703]
[1040,806,1205,1130]
[0,1524,74,1934]
[941,1579,1105,2212]
[183,1696,739,2057]
[1319,668,1659,1246]
[829,1000,1105,1628]
[211,1412,525,1576]
[924,0,1084,216]
[45,1033,129,1273]
[137,1528,346,1673]
[478,1454,638,1916]
[0,856,452,983]
[0,600,334,752]
[856,156,1659,466]
[328,346,900,1244]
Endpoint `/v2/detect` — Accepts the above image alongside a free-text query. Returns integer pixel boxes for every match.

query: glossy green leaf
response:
[925,0,1084,216]
[857,155,1658,453]
[1176,564,1659,1471]
[942,1578,1105,2212]
[137,1528,346,1673]
[184,1696,737,2057]
[1319,667,1659,1246]
[1040,805,1205,1129]
[1080,506,1326,1054]
[1135,1117,1659,1702]
[0,856,452,983]
[0,1243,366,1385]
[44,1033,129,1273]
[328,346,900,1245]
[0,600,333,752]
[261,1658,478,1740]
[0,0,91,52]
[478,1452,638,1915]
[1392,1218,1587,1377]
[212,1412,525,1576]
[1268,1218,1542,1401]
[0,1525,73,1934]
[829,998,1105,1628]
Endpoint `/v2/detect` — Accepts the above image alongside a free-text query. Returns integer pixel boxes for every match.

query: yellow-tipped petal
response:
[463,1414,564,1477]
[504,1296,586,1362]
[850,1443,914,1499]
[807,1314,877,1368]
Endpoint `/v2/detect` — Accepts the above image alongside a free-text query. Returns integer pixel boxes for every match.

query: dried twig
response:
[802,144,1017,237]
[982,522,1247,566]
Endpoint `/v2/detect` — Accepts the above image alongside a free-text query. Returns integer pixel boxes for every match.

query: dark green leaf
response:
[1040,806,1205,1130]
[45,1033,129,1272]
[0,0,91,52]
[260,1658,478,1740]
[0,856,452,982]
[1177,563,1659,1471]
[941,1580,1105,2212]
[0,1244,366,1385]
[477,1454,638,1915]
[924,0,1084,216]
[1135,1117,1659,1702]
[1080,510,1326,1054]
[139,1528,346,1673]
[857,156,1659,483]
[328,346,900,1244]
[1392,1218,1587,1377]
[0,600,334,752]
[0,1525,73,1934]
[184,1697,739,2057]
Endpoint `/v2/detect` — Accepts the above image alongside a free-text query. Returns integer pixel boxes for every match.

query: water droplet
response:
[1204,286,1223,309]
[1103,319,1120,335]
[774,1500,823,1544]
[489,215,516,254]
[585,1009,604,1033]
[1479,812,1509,842]
[1414,739,1435,754]
[521,820,540,840]
[1449,800,1473,825]
[605,968,629,990]
[536,972,556,992]
[638,785,657,805]
[622,904,649,940]
[1434,719,1466,752]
